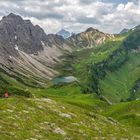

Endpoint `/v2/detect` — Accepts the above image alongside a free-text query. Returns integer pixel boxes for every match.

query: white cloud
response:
[0,0,140,34]
[117,4,125,11]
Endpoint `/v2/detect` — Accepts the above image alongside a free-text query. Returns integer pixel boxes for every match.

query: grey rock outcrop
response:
[65,27,114,48]
[0,13,47,55]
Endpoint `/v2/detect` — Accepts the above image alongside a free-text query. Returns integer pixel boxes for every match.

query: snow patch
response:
[9,55,12,59]
[15,45,19,51]
[15,35,17,40]
[41,41,46,47]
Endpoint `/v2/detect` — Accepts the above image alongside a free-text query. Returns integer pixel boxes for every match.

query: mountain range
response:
[0,13,113,86]
[1,13,140,139]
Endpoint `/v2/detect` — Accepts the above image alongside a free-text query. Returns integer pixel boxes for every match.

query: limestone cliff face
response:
[0,13,45,55]
[65,27,114,48]
[0,13,70,84]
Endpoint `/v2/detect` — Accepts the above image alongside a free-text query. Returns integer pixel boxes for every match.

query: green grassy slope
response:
[100,53,140,102]
[0,70,32,97]
[103,100,140,131]
[63,32,140,103]
[98,28,140,102]
[1,97,140,140]
[73,38,124,83]
[31,83,108,113]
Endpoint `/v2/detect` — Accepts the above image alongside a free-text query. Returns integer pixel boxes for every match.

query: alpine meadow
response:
[0,0,140,140]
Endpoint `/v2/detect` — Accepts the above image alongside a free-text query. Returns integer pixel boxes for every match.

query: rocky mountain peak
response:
[2,13,23,24]
[66,27,113,48]
[7,13,21,19]
[85,27,99,32]
[0,13,49,55]
[56,29,71,39]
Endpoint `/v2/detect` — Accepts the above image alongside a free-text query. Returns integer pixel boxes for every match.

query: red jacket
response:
[4,92,9,98]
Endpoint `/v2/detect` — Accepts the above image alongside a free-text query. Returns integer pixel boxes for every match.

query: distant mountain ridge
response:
[56,29,71,39]
[119,28,129,34]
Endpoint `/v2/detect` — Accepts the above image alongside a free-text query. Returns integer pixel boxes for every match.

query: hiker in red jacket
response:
[4,91,9,98]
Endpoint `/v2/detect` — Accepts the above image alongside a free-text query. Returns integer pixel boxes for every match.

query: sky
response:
[0,0,139,34]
